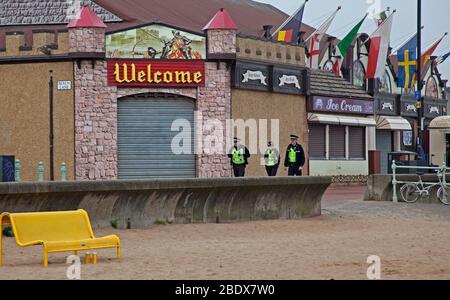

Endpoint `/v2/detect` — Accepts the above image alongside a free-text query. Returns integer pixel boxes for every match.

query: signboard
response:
[232,61,308,95]
[107,60,205,87]
[57,80,72,91]
[375,93,398,116]
[310,96,374,115]
[106,24,206,60]
[400,96,418,117]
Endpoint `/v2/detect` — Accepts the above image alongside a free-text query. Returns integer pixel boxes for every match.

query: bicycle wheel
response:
[400,183,420,203]
[437,186,450,205]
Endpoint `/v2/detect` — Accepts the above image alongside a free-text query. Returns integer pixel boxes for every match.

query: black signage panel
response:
[375,93,398,116]
[424,98,447,119]
[272,67,308,95]
[400,95,418,118]
[232,61,308,95]
[233,61,271,92]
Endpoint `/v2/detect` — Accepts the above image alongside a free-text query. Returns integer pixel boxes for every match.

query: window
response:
[352,60,366,89]
[349,127,366,159]
[378,70,392,93]
[425,76,439,98]
[329,125,346,159]
[309,124,326,159]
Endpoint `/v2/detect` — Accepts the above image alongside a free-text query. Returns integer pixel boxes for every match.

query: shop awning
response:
[429,116,450,129]
[376,116,412,131]
[308,113,376,127]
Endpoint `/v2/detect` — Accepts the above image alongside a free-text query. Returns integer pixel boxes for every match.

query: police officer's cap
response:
[290,134,299,140]
[233,137,241,142]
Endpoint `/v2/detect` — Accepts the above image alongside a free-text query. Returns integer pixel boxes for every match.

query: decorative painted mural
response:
[106,24,206,60]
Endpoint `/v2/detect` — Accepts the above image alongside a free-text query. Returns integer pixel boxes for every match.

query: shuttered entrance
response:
[118,95,196,179]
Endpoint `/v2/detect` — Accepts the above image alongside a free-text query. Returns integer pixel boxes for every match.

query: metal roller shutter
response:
[118,97,195,179]
[309,124,326,159]
[349,127,366,159]
[329,125,346,159]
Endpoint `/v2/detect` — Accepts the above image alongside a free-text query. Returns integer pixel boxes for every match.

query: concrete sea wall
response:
[0,177,331,229]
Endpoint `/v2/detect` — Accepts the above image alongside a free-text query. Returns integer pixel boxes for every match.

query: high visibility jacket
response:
[266,150,276,167]
[288,148,297,163]
[232,148,245,165]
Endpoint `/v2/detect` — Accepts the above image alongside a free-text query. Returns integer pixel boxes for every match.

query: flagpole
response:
[272,0,308,38]
[416,0,423,160]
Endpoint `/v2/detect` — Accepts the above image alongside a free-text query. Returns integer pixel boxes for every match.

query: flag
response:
[273,1,307,44]
[306,7,341,69]
[374,10,388,27]
[366,12,395,79]
[411,33,447,85]
[332,14,367,76]
[436,51,450,65]
[397,34,417,89]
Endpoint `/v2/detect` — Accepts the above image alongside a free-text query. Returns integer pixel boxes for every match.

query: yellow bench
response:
[0,209,121,267]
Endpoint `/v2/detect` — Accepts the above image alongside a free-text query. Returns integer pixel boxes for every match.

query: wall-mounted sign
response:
[106,24,206,60]
[310,96,374,115]
[233,61,307,95]
[375,93,398,116]
[57,80,72,91]
[400,96,418,118]
[107,60,205,87]
[424,98,447,119]
[242,70,267,85]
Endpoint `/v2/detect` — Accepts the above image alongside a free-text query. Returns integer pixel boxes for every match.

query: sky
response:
[257,0,450,81]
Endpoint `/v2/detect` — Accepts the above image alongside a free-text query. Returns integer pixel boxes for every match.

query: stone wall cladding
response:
[207,30,236,55]
[69,28,105,53]
[74,59,118,180]
[197,62,232,178]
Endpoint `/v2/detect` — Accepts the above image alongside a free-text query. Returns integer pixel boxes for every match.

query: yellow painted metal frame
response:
[0,209,121,268]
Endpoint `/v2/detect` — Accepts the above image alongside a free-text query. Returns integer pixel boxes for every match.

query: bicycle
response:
[400,170,444,204]
[436,180,450,205]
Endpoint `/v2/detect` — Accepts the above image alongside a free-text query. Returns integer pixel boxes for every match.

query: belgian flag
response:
[273,1,307,44]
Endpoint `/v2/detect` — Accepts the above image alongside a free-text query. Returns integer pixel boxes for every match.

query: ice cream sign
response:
[311,96,374,115]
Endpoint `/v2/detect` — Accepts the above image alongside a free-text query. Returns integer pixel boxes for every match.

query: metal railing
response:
[392,160,448,203]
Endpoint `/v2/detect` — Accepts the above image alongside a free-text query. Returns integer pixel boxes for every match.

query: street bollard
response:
[392,160,398,203]
[37,161,44,182]
[442,163,448,204]
[15,159,21,182]
[61,162,67,182]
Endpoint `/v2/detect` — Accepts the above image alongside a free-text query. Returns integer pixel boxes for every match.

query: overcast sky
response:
[257,0,450,81]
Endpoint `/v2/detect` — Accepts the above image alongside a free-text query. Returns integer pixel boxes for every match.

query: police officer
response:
[284,134,305,176]
[228,137,250,177]
[264,141,280,176]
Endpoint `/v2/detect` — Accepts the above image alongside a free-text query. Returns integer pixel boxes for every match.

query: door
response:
[118,96,196,179]
[376,130,393,174]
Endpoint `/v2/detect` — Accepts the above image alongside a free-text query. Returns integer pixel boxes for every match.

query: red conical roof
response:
[67,5,107,28]
[203,8,238,31]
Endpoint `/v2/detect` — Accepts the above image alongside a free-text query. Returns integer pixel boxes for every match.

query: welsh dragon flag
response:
[332,14,367,75]
[366,12,395,79]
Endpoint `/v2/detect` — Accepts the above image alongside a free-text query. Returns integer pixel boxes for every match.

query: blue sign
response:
[415,91,421,100]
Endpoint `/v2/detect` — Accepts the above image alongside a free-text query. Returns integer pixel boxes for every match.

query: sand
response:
[0,187,449,280]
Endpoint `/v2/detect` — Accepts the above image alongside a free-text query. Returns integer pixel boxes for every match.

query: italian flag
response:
[366,12,395,79]
[333,14,367,76]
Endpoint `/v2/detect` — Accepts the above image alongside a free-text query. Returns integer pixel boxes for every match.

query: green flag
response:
[337,14,367,58]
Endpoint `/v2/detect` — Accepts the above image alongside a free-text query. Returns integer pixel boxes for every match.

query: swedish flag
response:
[397,35,417,89]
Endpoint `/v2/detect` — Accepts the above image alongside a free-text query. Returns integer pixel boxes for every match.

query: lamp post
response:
[49,70,55,181]
[416,0,424,161]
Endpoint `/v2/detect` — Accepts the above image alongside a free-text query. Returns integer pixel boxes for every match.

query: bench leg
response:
[43,247,48,268]
[74,251,78,256]
[117,246,121,258]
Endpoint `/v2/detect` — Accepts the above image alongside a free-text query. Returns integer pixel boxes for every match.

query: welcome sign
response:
[107,60,205,87]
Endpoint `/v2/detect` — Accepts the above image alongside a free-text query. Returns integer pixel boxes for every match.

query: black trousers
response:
[288,165,303,176]
[265,165,279,177]
[232,164,246,177]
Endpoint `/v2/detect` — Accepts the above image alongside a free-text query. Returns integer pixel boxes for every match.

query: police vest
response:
[266,150,276,167]
[232,148,245,165]
[289,148,297,164]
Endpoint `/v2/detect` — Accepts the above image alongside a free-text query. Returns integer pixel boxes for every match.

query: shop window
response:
[425,76,439,98]
[309,124,326,159]
[329,125,346,159]
[348,127,366,159]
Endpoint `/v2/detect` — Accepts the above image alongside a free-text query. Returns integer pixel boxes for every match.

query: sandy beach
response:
[1,186,449,280]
